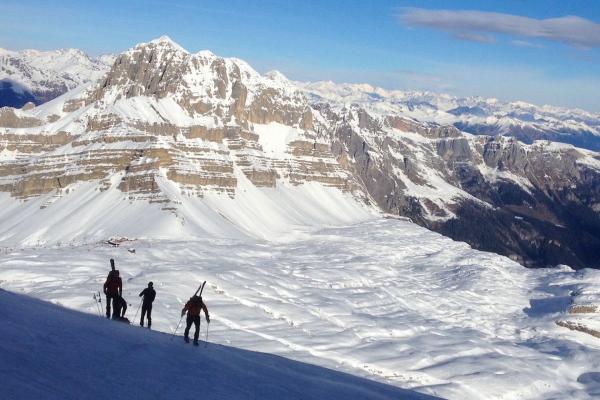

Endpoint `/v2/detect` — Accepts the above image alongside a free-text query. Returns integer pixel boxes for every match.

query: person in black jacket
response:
[139,282,156,328]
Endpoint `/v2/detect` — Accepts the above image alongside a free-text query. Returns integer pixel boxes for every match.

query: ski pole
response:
[199,318,202,342]
[205,320,210,348]
[93,293,101,316]
[171,315,184,340]
[133,299,142,323]
[95,293,102,316]
[96,295,102,317]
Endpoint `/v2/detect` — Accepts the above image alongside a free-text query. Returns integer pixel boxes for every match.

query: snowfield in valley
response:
[2,218,600,399]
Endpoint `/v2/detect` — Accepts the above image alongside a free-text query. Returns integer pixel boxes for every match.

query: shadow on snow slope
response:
[0,289,440,400]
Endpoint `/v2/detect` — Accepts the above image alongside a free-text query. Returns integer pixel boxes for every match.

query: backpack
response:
[104,273,121,295]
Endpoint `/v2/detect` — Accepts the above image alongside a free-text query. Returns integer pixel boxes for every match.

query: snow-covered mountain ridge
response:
[4,40,600,151]
[0,46,113,108]
[301,81,600,152]
[0,36,373,244]
[0,36,599,269]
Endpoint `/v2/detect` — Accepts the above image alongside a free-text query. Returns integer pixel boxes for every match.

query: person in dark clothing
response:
[181,295,209,346]
[139,282,156,328]
[112,295,130,323]
[116,295,127,318]
[103,269,122,319]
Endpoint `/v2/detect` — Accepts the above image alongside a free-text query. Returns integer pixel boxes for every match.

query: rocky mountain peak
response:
[0,37,358,246]
[147,35,188,53]
[1,38,600,269]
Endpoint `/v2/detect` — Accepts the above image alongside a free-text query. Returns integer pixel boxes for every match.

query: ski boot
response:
[184,336,190,343]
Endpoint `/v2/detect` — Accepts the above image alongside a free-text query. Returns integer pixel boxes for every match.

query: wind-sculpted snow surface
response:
[0,289,436,400]
[2,219,600,399]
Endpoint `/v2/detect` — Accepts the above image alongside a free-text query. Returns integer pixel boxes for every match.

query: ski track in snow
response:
[1,218,600,399]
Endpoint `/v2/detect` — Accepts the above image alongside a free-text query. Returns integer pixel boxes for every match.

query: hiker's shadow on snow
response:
[523,296,572,318]
[577,372,600,397]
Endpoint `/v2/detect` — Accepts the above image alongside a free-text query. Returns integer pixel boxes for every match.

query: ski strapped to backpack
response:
[195,280,207,297]
[171,281,207,340]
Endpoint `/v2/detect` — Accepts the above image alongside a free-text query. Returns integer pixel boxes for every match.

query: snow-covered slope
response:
[0,288,434,400]
[0,178,372,245]
[0,47,112,107]
[0,36,374,245]
[2,218,600,399]
[301,81,600,151]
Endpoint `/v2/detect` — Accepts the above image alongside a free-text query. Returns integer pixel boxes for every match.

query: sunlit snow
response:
[2,219,600,399]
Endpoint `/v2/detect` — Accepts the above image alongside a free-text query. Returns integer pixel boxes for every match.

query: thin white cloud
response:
[454,32,495,44]
[399,8,600,48]
[511,40,544,49]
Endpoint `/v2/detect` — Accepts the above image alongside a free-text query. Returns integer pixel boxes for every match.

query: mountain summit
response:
[0,37,599,268]
[0,37,372,244]
[148,35,189,53]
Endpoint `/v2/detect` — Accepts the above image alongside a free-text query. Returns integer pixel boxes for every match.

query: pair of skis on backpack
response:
[178,281,210,348]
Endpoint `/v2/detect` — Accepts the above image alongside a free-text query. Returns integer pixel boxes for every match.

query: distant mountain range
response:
[0,36,599,269]
[0,47,113,107]
[301,81,600,152]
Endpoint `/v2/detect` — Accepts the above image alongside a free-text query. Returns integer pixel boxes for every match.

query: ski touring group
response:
[95,258,210,346]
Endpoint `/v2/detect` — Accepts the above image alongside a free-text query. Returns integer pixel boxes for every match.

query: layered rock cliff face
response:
[1,37,599,268]
[312,102,600,269]
[0,37,364,217]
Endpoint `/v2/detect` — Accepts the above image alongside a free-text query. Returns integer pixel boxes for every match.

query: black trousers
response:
[140,303,152,326]
[184,315,200,342]
[105,295,119,318]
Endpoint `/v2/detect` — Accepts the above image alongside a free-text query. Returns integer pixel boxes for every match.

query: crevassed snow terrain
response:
[2,218,600,399]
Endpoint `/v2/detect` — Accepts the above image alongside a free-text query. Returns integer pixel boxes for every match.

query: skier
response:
[103,264,122,319]
[139,282,156,328]
[181,295,209,346]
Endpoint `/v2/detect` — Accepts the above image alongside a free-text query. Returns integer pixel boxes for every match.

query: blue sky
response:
[1,0,599,111]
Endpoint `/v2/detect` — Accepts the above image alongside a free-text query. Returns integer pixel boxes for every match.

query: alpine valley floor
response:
[2,218,600,399]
